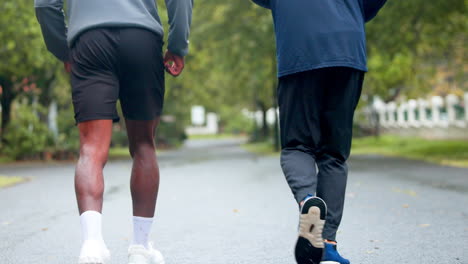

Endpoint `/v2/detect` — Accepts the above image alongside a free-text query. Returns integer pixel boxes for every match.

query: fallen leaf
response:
[392,188,417,197]
[402,204,410,208]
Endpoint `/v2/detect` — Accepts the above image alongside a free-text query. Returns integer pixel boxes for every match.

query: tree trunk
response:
[272,81,280,151]
[251,95,259,142]
[271,54,280,151]
[37,75,56,123]
[0,78,15,142]
[258,101,269,140]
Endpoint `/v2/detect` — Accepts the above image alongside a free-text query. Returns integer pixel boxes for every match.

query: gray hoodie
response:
[35,0,193,62]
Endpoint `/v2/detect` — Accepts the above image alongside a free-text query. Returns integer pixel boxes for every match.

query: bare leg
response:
[75,120,113,214]
[126,118,160,217]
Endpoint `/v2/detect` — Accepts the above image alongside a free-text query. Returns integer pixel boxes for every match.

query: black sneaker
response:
[294,196,327,264]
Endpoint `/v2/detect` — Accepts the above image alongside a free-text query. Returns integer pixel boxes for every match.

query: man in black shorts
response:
[35,0,192,263]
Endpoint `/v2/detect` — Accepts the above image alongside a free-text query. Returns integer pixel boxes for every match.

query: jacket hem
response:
[278,62,368,77]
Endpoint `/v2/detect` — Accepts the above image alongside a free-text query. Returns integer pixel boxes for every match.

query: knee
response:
[129,140,155,158]
[79,143,109,167]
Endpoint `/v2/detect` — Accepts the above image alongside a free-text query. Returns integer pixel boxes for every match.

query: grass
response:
[243,135,468,168]
[188,133,247,140]
[107,147,170,160]
[108,147,131,160]
[0,175,26,188]
[352,135,468,168]
[242,141,280,156]
[0,155,14,164]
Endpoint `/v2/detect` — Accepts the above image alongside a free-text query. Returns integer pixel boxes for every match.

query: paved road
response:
[1,138,467,264]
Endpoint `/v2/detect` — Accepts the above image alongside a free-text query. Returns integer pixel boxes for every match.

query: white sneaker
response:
[78,239,111,264]
[128,242,165,264]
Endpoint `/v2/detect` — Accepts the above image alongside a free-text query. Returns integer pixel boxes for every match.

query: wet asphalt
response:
[0,138,467,264]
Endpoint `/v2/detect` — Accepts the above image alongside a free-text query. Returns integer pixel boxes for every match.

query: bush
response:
[157,119,187,148]
[2,102,54,160]
[55,104,79,157]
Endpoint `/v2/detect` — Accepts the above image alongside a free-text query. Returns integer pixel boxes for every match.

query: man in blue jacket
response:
[35,0,192,263]
[251,0,387,263]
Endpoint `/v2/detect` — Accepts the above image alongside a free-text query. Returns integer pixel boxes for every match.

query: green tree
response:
[0,0,59,140]
[365,0,466,100]
[170,1,279,145]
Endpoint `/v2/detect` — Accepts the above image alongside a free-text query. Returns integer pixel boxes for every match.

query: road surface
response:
[1,138,467,264]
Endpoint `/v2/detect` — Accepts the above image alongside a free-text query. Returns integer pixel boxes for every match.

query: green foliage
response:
[218,106,253,135]
[0,0,61,143]
[2,103,54,160]
[56,104,79,152]
[157,0,276,112]
[0,0,59,81]
[111,126,129,148]
[158,89,190,148]
[157,121,186,148]
[365,0,466,99]
[0,1,48,76]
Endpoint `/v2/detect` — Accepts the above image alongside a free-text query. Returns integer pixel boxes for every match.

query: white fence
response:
[367,93,468,139]
[185,106,219,136]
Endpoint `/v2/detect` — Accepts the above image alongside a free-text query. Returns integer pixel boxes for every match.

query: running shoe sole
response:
[295,196,327,264]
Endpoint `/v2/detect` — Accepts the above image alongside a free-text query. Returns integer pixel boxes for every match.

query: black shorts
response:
[70,27,165,123]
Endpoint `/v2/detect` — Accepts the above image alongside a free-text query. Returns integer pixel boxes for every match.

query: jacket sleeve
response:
[34,0,69,62]
[251,0,271,9]
[165,0,193,57]
[363,0,387,22]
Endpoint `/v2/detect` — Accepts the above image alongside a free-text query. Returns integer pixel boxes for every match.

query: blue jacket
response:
[252,0,387,77]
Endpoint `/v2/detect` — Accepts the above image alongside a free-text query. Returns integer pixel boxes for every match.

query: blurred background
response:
[1,1,468,264]
[0,1,466,164]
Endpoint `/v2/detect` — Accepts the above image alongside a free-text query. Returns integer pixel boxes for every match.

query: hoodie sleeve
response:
[363,0,387,22]
[34,0,69,62]
[251,0,271,9]
[165,0,193,57]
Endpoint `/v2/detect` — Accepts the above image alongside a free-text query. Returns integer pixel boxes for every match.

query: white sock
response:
[80,211,103,242]
[132,216,153,248]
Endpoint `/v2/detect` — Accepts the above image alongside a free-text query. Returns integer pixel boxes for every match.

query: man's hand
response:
[163,50,185,77]
[64,62,71,73]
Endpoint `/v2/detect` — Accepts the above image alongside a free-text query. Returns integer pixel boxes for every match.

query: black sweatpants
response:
[278,67,364,241]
